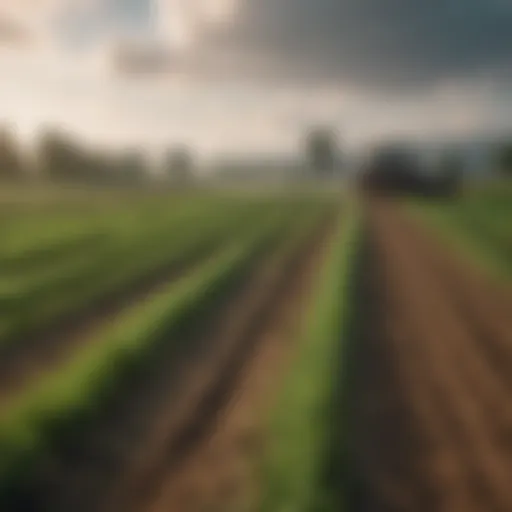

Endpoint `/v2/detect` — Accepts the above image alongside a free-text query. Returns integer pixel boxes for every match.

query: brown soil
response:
[143,218,330,512]
[0,247,210,411]
[11,219,334,512]
[351,198,512,512]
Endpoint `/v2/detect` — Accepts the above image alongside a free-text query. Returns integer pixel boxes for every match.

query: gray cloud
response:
[113,41,174,75]
[208,0,512,91]
[111,0,512,95]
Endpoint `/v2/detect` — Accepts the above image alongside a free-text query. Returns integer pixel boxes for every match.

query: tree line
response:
[0,127,195,187]
[1,124,511,187]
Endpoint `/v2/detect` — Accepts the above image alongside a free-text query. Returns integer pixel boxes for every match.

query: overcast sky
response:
[1,0,511,158]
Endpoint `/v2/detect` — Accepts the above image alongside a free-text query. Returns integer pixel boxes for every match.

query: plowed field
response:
[351,199,512,512]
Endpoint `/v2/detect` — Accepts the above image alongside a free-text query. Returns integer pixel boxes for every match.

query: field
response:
[0,182,510,512]
[0,185,353,511]
[345,186,512,512]
[409,182,512,280]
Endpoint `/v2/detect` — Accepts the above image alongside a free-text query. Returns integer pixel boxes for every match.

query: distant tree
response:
[80,150,113,184]
[0,127,24,180]
[305,127,339,178]
[37,129,155,185]
[38,130,85,181]
[165,146,195,186]
[118,149,148,184]
[496,142,512,175]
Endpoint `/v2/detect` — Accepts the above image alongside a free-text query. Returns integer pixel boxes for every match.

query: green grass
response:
[259,202,362,512]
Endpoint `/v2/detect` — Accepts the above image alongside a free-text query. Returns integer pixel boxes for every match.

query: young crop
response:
[0,204,313,502]
[259,204,361,512]
[0,200,286,348]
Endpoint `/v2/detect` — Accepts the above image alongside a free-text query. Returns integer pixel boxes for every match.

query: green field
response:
[1,180,510,510]
[0,184,364,509]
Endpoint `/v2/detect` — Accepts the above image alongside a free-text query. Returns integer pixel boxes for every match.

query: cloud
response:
[109,0,241,75]
[0,17,30,44]
[106,0,512,96]
[4,0,512,94]
[112,40,174,74]
[229,0,512,92]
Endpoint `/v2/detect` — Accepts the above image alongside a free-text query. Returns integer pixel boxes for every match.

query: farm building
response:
[360,143,462,197]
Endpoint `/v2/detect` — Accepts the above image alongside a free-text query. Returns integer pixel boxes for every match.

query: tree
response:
[305,127,339,178]
[0,127,24,180]
[496,142,512,175]
[165,146,195,186]
[38,129,85,181]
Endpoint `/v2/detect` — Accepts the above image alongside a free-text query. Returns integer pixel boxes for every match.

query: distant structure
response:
[304,127,340,179]
[360,143,462,197]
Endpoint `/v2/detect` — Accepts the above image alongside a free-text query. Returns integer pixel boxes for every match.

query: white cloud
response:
[155,0,238,48]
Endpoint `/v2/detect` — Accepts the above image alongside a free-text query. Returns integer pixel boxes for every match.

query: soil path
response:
[352,199,512,512]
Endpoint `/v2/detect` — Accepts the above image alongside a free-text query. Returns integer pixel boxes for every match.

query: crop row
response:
[260,204,362,511]
[0,197,228,274]
[0,199,305,348]
[0,201,332,504]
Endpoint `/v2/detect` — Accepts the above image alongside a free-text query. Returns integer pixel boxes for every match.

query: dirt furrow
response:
[358,222,479,512]
[356,200,512,512]
[377,205,512,511]
[382,270,478,512]
[388,208,512,445]
[144,222,331,512]
[379,249,500,511]
[399,210,512,390]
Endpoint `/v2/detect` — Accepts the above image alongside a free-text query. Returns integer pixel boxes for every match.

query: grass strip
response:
[259,203,362,512]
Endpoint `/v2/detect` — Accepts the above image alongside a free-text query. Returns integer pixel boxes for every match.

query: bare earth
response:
[352,199,512,512]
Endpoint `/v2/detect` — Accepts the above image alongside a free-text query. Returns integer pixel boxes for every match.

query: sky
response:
[0,0,512,159]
